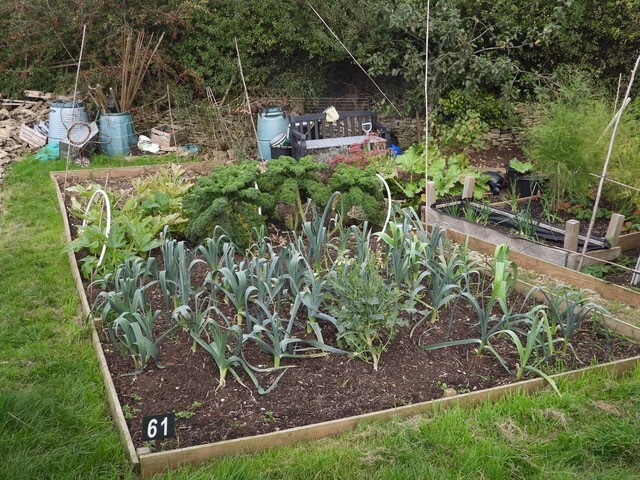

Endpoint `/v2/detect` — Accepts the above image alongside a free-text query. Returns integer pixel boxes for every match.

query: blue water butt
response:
[48,101,88,146]
[99,112,137,156]
[257,107,288,160]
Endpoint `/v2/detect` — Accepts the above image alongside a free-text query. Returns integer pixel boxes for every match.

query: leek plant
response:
[92,257,158,323]
[492,309,562,394]
[469,202,491,225]
[159,238,204,309]
[376,217,419,289]
[491,244,517,313]
[413,247,473,332]
[540,287,609,354]
[423,224,449,264]
[335,222,373,265]
[108,310,177,373]
[190,320,243,388]
[296,191,341,273]
[219,240,237,270]
[214,265,256,327]
[282,247,310,300]
[297,275,329,341]
[172,291,216,351]
[191,317,287,394]
[248,255,286,309]
[512,204,541,242]
[246,225,270,258]
[197,226,232,272]
[406,206,432,244]
[95,284,153,325]
[422,290,521,357]
[245,300,344,369]
[94,256,157,289]
[199,240,239,297]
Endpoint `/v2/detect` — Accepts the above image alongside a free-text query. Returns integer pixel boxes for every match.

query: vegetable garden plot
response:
[52,164,640,477]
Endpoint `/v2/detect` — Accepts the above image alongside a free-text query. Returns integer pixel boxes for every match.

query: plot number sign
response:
[142,413,175,441]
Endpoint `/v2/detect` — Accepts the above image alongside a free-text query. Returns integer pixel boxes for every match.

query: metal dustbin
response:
[269,132,292,159]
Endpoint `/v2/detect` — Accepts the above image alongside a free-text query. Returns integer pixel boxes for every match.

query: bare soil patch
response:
[102,292,640,451]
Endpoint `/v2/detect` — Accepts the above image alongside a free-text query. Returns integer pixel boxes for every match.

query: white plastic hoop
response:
[82,189,111,268]
[254,182,263,216]
[376,173,392,233]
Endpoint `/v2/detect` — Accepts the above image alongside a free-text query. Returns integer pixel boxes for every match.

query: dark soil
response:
[591,247,640,287]
[466,144,526,171]
[102,289,640,451]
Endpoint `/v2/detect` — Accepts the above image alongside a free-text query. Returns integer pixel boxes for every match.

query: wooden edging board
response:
[52,163,640,477]
[487,197,640,254]
[50,161,215,472]
[51,169,139,470]
[425,206,576,265]
[50,160,216,182]
[618,231,640,252]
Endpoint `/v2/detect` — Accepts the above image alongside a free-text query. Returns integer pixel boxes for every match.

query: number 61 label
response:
[142,413,175,441]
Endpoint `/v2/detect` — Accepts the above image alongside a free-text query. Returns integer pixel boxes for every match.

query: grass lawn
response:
[1,156,639,479]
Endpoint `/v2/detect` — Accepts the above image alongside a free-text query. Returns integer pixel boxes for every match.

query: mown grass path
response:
[1,157,639,479]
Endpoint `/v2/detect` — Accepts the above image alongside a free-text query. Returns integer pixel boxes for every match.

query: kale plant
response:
[257,156,330,231]
[183,162,267,248]
[327,164,385,225]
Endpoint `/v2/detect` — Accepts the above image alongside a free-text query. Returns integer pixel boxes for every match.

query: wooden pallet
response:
[18,123,47,148]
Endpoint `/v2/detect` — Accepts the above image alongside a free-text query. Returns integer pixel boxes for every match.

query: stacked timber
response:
[0,96,50,184]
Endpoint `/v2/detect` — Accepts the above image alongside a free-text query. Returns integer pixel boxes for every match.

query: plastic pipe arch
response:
[82,189,111,268]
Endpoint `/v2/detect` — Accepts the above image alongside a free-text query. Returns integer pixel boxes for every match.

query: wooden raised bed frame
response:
[52,163,640,477]
[426,179,633,269]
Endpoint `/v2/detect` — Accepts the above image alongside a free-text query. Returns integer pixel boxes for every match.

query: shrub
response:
[438,89,517,130]
[435,110,489,151]
[525,75,640,211]
[524,77,609,207]
[328,140,393,171]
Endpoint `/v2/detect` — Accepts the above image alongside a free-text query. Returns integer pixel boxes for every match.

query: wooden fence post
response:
[425,181,437,208]
[606,213,625,247]
[462,176,475,200]
[564,219,580,253]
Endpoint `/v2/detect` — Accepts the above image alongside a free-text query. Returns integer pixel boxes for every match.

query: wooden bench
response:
[288,110,389,160]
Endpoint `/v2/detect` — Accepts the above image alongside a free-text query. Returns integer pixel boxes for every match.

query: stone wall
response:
[380,114,526,150]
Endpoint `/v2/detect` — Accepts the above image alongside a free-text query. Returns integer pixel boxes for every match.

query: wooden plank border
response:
[50,160,216,182]
[50,169,140,470]
[426,205,621,268]
[52,164,640,477]
[618,231,640,252]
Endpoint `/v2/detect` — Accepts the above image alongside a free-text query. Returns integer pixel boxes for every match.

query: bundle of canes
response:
[116,30,165,113]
